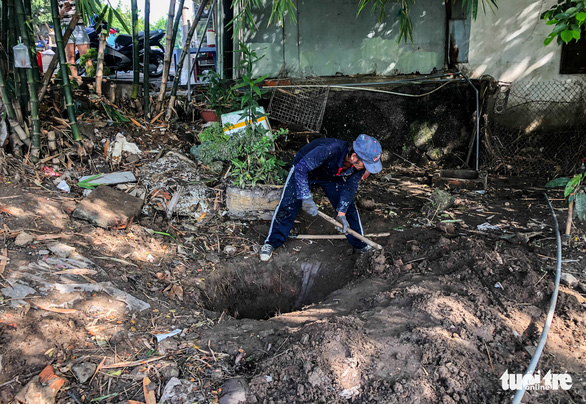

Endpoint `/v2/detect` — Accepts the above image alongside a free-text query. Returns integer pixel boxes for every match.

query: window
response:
[560,36,586,74]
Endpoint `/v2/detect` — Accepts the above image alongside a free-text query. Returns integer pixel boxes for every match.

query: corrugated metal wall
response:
[235,0,446,78]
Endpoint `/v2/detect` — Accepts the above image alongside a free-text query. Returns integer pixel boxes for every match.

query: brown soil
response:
[0,145,584,403]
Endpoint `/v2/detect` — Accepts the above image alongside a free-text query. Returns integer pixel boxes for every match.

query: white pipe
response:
[512,194,563,404]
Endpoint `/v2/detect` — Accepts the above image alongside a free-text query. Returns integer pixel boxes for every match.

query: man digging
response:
[260,134,383,261]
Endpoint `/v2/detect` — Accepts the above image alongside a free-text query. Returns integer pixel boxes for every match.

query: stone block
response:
[226,185,282,220]
[73,185,143,228]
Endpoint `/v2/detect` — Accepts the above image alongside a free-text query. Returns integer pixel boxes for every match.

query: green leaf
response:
[232,82,247,90]
[577,12,586,22]
[561,29,575,43]
[544,177,571,187]
[78,174,104,189]
[111,6,131,34]
[552,23,568,34]
[253,75,269,84]
[574,191,586,220]
[150,230,176,239]
[90,393,119,402]
[107,369,123,376]
[546,19,559,25]
[564,174,583,198]
[544,34,556,46]
[573,30,581,40]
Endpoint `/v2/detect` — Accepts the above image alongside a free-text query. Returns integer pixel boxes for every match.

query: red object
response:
[37,51,43,73]
[200,109,218,122]
[43,166,60,177]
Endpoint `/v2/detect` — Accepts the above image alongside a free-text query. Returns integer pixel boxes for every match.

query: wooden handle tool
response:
[316,211,383,250]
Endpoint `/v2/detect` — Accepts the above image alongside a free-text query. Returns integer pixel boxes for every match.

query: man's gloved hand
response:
[301,198,318,216]
[336,214,349,234]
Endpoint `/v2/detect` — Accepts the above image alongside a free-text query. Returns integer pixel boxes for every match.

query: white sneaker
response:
[259,244,274,261]
[357,245,373,254]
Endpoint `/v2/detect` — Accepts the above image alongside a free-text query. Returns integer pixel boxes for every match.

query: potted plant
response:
[200,70,236,122]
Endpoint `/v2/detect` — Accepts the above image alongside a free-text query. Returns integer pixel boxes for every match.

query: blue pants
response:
[265,166,367,250]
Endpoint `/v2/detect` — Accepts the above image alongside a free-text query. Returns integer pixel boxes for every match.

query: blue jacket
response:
[293,138,365,213]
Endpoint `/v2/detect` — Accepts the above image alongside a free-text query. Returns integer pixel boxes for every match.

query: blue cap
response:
[353,134,382,174]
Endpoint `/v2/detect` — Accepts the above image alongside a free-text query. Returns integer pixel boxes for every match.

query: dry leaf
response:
[143,377,156,404]
[169,284,184,301]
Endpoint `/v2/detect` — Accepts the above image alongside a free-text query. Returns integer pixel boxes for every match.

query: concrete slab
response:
[226,186,282,220]
[72,185,143,229]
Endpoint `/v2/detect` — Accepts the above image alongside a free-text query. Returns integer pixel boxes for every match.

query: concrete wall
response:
[463,0,576,82]
[242,0,446,78]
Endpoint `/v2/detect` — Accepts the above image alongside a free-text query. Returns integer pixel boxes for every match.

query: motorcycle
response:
[82,23,165,77]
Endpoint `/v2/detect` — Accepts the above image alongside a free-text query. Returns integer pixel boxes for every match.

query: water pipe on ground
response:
[512,194,563,404]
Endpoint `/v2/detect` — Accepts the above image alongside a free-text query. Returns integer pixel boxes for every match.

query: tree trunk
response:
[131,0,140,98]
[50,0,81,141]
[38,13,79,101]
[143,0,151,118]
[15,0,41,160]
[95,33,107,95]
[155,0,181,114]
[166,0,209,120]
[35,25,49,50]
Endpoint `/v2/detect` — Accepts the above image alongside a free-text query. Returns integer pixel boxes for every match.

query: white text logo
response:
[501,370,572,391]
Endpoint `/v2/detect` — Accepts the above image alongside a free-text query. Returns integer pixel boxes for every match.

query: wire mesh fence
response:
[267,74,329,133]
[481,80,586,177]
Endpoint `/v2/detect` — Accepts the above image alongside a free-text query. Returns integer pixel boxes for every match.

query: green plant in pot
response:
[201,70,236,122]
[231,42,269,126]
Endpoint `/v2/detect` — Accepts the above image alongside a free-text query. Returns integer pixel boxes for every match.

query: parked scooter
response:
[83,23,165,77]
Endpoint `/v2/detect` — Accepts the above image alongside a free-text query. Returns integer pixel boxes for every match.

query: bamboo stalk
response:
[0,61,30,147]
[6,0,15,74]
[143,0,150,118]
[23,0,41,84]
[166,0,210,120]
[11,98,27,134]
[1,0,8,66]
[155,0,180,114]
[50,0,81,141]
[131,0,140,98]
[16,66,28,115]
[15,0,41,160]
[95,33,107,95]
[38,13,79,101]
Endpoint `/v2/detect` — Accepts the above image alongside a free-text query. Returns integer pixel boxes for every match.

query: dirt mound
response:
[0,172,585,404]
